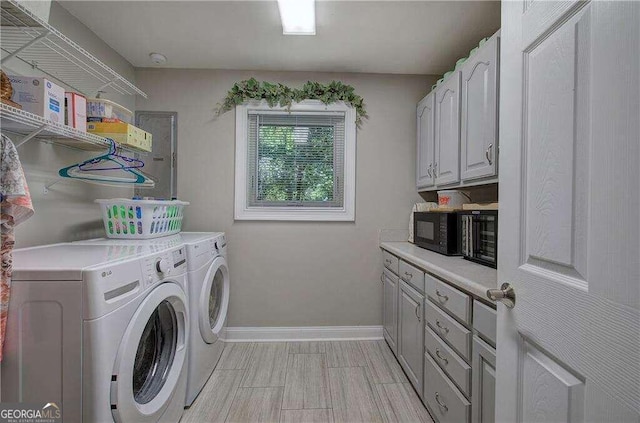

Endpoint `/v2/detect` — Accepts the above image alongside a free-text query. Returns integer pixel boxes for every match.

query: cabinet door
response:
[460,35,499,181]
[382,270,398,355]
[398,280,424,394]
[434,72,462,185]
[472,335,496,423]
[417,92,435,189]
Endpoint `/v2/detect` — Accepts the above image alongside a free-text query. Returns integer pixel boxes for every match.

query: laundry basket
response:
[96,199,189,239]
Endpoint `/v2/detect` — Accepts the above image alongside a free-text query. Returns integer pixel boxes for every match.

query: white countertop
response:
[380,241,498,300]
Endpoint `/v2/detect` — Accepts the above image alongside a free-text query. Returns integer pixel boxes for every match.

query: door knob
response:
[487,283,516,308]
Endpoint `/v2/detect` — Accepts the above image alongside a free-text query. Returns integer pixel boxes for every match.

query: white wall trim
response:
[234,100,357,221]
[222,325,383,342]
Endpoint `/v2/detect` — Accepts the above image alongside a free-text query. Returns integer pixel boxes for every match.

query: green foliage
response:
[257,125,336,204]
[217,78,367,127]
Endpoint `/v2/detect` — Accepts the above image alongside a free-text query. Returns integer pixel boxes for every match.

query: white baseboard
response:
[223,325,383,342]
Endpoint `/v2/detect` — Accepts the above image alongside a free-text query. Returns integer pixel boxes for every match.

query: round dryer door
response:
[199,256,230,344]
[111,282,188,423]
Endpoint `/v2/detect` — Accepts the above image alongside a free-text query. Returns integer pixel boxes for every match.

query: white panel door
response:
[398,280,424,394]
[461,34,499,182]
[434,72,461,186]
[417,92,435,189]
[382,270,398,354]
[497,1,640,422]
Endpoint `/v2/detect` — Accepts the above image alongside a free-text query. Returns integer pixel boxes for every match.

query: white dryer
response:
[3,242,190,423]
[178,232,230,406]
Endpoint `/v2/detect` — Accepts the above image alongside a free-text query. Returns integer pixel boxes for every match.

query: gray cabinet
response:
[398,280,424,394]
[460,34,499,182]
[417,92,436,189]
[434,71,462,186]
[416,29,500,192]
[471,336,496,423]
[380,247,497,422]
[382,269,399,355]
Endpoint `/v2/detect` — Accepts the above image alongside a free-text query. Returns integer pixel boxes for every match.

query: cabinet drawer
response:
[425,326,471,397]
[399,260,425,293]
[473,300,497,346]
[424,353,471,423]
[382,250,399,275]
[425,274,471,324]
[425,300,471,361]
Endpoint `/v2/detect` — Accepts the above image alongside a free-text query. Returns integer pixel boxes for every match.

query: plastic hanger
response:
[78,139,145,171]
[58,139,151,185]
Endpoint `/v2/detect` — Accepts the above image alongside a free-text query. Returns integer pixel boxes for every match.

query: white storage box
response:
[65,92,87,132]
[8,75,65,123]
[86,98,133,124]
[96,199,189,239]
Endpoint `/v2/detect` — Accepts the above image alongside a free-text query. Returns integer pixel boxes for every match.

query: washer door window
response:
[133,300,177,404]
[111,282,188,423]
[199,256,230,344]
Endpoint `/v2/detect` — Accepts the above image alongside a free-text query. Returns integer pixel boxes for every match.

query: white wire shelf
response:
[1,102,132,151]
[0,0,147,98]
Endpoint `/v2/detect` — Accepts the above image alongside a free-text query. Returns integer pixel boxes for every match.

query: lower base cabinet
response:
[380,248,497,423]
[424,353,471,423]
[382,270,399,355]
[471,336,496,423]
[398,280,424,394]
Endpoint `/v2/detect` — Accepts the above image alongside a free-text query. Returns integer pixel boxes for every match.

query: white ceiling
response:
[60,1,501,75]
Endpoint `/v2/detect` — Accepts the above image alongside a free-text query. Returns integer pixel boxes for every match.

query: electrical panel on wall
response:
[135,111,178,199]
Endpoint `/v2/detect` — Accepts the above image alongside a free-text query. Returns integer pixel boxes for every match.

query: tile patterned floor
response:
[181,340,434,423]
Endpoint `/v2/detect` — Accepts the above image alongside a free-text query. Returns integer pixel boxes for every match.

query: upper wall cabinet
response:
[416,30,500,192]
[434,72,462,186]
[460,34,499,182]
[416,92,435,189]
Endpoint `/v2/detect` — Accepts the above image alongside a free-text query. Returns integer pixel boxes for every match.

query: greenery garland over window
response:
[217,78,367,127]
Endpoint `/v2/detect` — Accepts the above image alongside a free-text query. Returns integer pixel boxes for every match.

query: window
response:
[235,100,356,221]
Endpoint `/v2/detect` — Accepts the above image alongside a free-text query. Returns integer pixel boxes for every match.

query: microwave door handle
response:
[465,216,470,256]
[466,216,471,257]
[469,216,476,257]
[463,216,468,256]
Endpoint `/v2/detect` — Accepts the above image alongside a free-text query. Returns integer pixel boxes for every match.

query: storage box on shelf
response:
[1,102,127,151]
[416,30,500,192]
[1,0,147,153]
[87,121,152,152]
[380,245,497,423]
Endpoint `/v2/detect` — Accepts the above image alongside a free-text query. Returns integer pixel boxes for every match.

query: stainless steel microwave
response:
[459,210,498,268]
[413,211,459,256]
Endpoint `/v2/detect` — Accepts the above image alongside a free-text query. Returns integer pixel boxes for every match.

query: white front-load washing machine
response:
[178,232,230,406]
[4,242,190,423]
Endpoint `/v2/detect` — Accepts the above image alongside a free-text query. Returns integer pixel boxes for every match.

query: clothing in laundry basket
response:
[0,134,34,361]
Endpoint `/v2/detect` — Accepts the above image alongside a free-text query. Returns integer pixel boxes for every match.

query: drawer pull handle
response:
[380,274,384,284]
[435,320,449,333]
[404,271,413,279]
[415,303,421,322]
[435,349,448,365]
[435,290,449,302]
[435,392,448,412]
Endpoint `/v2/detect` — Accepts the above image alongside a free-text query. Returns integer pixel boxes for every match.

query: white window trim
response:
[235,100,356,221]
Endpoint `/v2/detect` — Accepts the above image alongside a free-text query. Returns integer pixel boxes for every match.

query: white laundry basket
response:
[96,199,189,239]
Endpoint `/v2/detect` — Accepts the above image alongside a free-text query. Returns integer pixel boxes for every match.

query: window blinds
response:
[247,112,346,208]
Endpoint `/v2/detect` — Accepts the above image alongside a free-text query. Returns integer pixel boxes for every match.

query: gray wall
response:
[9,2,137,248]
[135,68,436,327]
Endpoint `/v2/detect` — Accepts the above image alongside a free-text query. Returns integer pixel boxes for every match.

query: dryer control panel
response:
[142,246,187,287]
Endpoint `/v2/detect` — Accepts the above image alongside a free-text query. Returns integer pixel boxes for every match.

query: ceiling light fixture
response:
[149,52,167,65]
[277,0,316,35]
